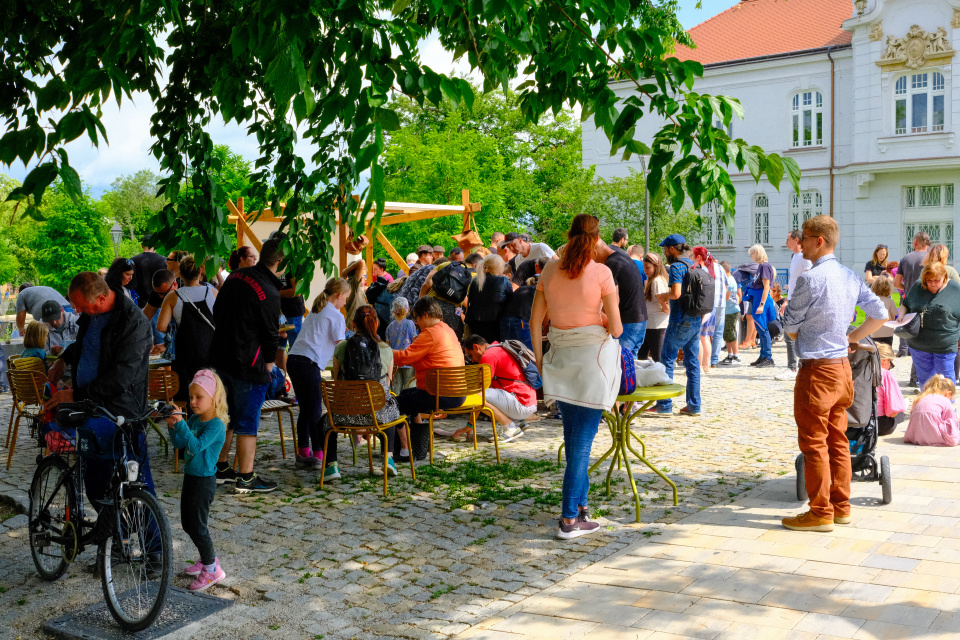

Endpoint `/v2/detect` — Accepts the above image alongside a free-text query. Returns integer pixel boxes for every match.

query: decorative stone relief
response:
[869,22,883,42]
[878,25,955,69]
[953,8,960,29]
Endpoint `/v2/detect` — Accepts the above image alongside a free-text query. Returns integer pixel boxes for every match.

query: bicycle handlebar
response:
[56,400,182,426]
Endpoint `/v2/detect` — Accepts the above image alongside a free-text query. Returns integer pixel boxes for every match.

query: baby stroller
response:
[796,337,892,505]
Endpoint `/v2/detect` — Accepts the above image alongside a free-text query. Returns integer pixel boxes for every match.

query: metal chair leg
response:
[6,413,21,470]
[276,411,287,459]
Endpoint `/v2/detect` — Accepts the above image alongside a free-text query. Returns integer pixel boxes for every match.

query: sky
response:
[3,1,740,197]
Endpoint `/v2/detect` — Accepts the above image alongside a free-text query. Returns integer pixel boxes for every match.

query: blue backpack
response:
[496,341,543,389]
[619,345,637,396]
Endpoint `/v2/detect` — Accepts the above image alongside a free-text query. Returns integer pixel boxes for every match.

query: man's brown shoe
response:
[834,513,852,525]
[782,511,834,532]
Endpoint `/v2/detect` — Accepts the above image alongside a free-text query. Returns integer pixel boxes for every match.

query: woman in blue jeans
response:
[531,215,622,540]
[745,245,777,368]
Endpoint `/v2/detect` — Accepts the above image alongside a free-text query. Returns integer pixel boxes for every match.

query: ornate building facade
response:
[582,0,960,270]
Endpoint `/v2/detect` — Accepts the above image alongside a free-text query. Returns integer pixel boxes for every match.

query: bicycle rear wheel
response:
[28,455,76,581]
[99,488,172,631]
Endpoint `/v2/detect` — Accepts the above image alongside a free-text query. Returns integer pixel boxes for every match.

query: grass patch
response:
[413,457,562,510]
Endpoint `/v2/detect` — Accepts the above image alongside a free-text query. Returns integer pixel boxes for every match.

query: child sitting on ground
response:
[903,374,959,447]
[875,343,906,436]
[20,321,49,370]
[166,369,229,590]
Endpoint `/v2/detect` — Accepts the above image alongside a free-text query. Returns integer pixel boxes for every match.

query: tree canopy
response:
[2,0,799,289]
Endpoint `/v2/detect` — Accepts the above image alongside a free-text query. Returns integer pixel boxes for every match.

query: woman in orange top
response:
[393,297,466,459]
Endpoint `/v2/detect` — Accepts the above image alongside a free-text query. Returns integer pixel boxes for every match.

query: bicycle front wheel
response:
[99,488,172,631]
[28,455,76,581]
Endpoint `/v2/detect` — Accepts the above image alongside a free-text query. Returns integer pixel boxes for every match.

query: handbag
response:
[451,212,483,252]
[893,310,923,339]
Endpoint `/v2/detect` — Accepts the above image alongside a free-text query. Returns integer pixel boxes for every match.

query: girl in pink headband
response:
[165,369,228,591]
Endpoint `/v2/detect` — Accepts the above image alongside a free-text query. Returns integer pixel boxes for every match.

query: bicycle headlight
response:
[125,460,140,483]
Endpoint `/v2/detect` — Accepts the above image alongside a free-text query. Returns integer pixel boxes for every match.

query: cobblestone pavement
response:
[0,341,872,640]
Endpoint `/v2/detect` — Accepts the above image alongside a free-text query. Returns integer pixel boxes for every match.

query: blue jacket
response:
[168,415,226,477]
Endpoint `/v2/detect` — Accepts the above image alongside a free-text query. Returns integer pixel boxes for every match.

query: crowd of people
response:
[8,216,960,590]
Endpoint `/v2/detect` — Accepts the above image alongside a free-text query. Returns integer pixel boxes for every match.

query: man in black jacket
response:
[45,272,155,503]
[213,239,284,493]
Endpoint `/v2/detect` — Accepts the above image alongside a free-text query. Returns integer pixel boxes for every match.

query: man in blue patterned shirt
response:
[781,216,887,532]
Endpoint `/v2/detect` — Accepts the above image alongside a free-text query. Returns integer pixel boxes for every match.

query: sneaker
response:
[749,357,764,367]
[385,457,398,477]
[834,512,852,525]
[215,467,237,485]
[755,358,776,368]
[577,508,590,522]
[718,355,739,366]
[782,511,834,532]
[557,517,601,539]
[492,425,525,443]
[184,559,205,576]
[322,462,341,481]
[296,452,322,468]
[679,406,701,416]
[190,564,226,592]
[775,368,798,381]
[234,474,278,494]
[645,406,672,415]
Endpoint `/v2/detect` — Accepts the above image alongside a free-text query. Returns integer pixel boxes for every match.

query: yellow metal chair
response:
[424,364,500,464]
[5,356,46,446]
[320,380,415,496]
[147,369,178,465]
[6,369,47,469]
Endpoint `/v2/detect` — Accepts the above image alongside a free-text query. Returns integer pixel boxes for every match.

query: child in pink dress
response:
[876,344,906,436]
[904,375,959,447]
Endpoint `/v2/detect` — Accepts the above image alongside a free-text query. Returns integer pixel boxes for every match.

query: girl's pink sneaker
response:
[189,564,226,591]
[183,559,204,576]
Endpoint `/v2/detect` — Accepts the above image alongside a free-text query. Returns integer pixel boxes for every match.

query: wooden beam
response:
[236,197,245,248]
[236,215,262,251]
[377,230,409,276]
[338,221,347,274]
[365,232,374,281]
[380,209,466,226]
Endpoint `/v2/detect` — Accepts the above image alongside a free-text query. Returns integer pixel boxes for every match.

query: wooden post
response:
[236,197,245,248]
[377,231,409,276]
[461,189,471,232]
[365,229,374,281]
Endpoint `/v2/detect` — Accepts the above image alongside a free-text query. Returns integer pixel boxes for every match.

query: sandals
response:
[452,426,474,442]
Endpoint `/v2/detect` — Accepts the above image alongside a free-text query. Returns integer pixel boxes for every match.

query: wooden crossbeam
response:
[376,230,409,276]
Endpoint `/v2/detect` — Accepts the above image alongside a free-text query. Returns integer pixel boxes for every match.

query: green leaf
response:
[60,163,83,205]
[764,154,784,191]
[782,156,802,193]
[372,107,401,131]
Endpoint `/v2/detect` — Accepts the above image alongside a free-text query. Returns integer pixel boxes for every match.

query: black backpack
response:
[341,334,382,382]
[678,262,716,317]
[431,262,472,304]
[172,288,216,401]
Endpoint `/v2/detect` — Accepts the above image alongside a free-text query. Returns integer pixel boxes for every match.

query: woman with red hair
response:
[531,214,622,540]
[692,246,725,373]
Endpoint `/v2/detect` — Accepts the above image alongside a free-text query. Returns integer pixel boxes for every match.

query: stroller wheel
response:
[795,454,807,502]
[880,456,892,505]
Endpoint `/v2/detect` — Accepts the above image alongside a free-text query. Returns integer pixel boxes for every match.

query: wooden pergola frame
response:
[226,189,481,278]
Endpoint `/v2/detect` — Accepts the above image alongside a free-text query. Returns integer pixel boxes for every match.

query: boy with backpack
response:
[463,334,540,442]
[649,234,714,416]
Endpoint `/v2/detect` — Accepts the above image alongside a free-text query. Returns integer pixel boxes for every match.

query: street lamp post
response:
[109,224,123,258]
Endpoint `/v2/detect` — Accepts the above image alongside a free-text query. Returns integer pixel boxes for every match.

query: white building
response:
[582,0,960,272]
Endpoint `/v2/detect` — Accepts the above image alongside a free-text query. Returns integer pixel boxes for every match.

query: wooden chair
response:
[320,380,416,496]
[147,370,178,466]
[260,399,297,459]
[424,364,500,464]
[6,369,47,469]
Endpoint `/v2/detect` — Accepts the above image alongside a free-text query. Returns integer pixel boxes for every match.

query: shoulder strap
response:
[178,289,216,331]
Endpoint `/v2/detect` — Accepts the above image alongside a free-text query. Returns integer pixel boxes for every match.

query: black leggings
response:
[181,474,217,565]
[639,328,666,362]
[287,355,325,451]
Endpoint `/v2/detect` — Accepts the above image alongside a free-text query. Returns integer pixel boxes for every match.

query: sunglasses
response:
[877,244,888,249]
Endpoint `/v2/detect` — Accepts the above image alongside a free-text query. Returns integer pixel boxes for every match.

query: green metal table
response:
[558,383,684,522]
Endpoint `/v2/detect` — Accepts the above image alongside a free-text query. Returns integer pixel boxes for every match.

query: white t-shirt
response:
[289,303,346,368]
[172,284,216,325]
[708,262,725,309]
[518,242,556,264]
[645,276,670,329]
[787,251,813,300]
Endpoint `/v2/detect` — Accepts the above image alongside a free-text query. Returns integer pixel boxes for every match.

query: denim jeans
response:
[756,318,772,360]
[619,321,647,358]
[557,401,602,519]
[500,316,533,351]
[710,306,725,365]
[221,372,268,436]
[911,349,957,387]
[657,316,702,412]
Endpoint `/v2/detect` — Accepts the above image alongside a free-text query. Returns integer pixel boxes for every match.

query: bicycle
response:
[27,399,182,631]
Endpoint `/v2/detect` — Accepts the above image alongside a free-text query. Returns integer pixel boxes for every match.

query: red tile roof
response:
[674,0,854,65]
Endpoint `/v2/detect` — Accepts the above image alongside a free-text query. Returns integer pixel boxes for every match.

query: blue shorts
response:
[221,371,268,436]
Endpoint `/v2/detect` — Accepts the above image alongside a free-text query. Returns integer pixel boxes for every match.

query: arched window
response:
[791,91,823,147]
[790,190,822,231]
[753,194,769,245]
[701,200,733,247]
[895,71,945,135]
